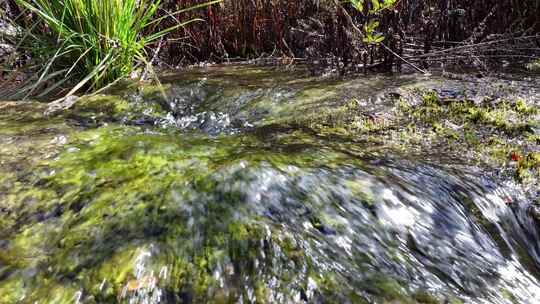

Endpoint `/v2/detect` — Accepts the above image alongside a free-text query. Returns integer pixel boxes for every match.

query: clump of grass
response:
[15,0,218,98]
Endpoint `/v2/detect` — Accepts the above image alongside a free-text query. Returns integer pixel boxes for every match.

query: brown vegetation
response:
[158,0,540,71]
[1,0,539,76]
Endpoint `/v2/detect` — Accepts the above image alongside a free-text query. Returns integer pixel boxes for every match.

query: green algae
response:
[357,88,540,187]
[0,277,26,303]
[65,93,168,126]
[0,123,377,303]
[356,275,446,304]
[345,179,376,206]
[266,81,539,191]
[516,152,540,182]
[0,118,458,302]
[1,68,539,303]
[278,85,534,171]
[73,95,130,116]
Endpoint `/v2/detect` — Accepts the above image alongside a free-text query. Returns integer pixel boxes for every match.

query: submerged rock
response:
[61,93,168,128]
[1,66,539,303]
[45,95,80,116]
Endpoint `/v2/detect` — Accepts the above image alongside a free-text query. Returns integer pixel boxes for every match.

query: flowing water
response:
[1,66,539,303]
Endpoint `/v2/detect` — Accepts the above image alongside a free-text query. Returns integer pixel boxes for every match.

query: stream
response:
[1,66,539,303]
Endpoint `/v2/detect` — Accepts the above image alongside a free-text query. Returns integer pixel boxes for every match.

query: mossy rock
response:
[67,94,167,126]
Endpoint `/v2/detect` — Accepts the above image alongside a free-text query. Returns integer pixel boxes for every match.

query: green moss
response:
[346,179,376,206]
[139,82,172,99]
[485,138,513,165]
[527,134,540,144]
[228,222,251,241]
[2,122,360,301]
[501,288,520,304]
[291,98,361,129]
[1,72,539,303]
[463,129,480,145]
[66,93,168,125]
[421,90,440,106]
[447,297,465,304]
[361,275,412,303]
[254,280,270,304]
[306,272,355,304]
[0,274,82,304]
[515,99,537,115]
[433,123,459,141]
[413,291,441,304]
[386,88,539,186]
[516,152,540,182]
[0,277,25,303]
[73,95,130,116]
[445,100,536,136]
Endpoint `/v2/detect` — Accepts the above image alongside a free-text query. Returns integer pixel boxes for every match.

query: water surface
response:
[1,66,539,303]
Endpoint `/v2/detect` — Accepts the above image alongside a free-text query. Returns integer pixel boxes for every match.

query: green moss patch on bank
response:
[278,85,539,187]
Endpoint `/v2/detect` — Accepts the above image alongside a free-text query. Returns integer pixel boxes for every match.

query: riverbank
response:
[2,0,539,101]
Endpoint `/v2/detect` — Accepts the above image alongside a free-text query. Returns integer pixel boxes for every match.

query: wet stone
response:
[0,66,539,303]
